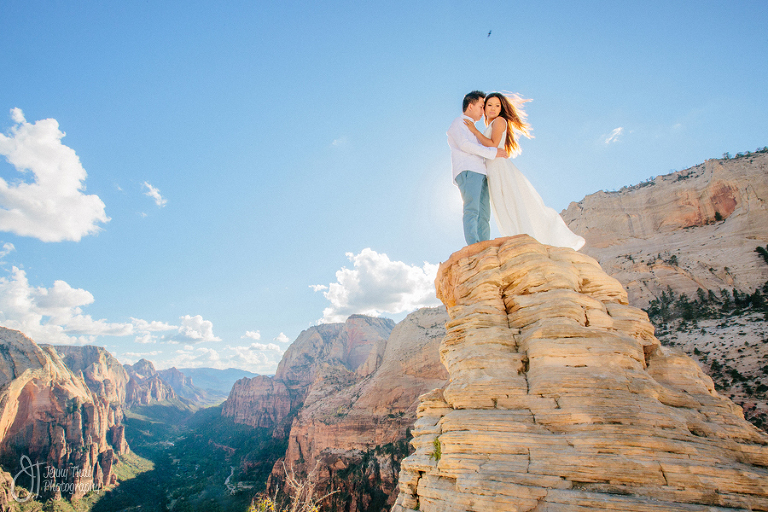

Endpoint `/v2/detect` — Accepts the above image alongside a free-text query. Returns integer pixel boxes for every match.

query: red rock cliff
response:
[268,307,449,511]
[221,315,395,430]
[0,328,127,500]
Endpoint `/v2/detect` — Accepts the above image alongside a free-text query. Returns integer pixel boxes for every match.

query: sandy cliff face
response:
[562,153,768,307]
[393,236,768,512]
[124,359,177,405]
[223,376,291,428]
[49,345,130,406]
[0,328,127,500]
[221,315,395,430]
[268,307,449,510]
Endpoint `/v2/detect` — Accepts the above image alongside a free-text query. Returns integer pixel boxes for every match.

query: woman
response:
[464,93,585,251]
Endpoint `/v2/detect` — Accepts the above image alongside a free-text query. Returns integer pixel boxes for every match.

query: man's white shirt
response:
[447,114,498,183]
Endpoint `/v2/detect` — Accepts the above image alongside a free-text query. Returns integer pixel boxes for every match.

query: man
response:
[447,91,507,246]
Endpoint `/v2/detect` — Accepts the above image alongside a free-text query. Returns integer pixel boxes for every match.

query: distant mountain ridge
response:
[175,367,258,396]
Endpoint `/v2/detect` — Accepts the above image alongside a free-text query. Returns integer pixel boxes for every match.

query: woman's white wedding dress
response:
[485,125,585,251]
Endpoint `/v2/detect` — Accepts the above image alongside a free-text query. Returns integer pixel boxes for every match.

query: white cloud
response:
[142,181,167,207]
[241,330,261,340]
[247,342,283,352]
[0,243,14,259]
[604,127,623,144]
[123,350,161,358]
[274,332,290,344]
[134,333,157,344]
[0,108,109,242]
[154,346,228,371]
[0,266,179,345]
[331,136,348,147]
[316,248,440,323]
[132,318,178,332]
[0,267,133,344]
[226,345,279,374]
[59,314,133,337]
[122,342,283,374]
[172,314,221,343]
[119,350,162,365]
[35,279,94,310]
[309,284,328,292]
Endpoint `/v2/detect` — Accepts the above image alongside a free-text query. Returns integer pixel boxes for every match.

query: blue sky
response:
[1,1,766,373]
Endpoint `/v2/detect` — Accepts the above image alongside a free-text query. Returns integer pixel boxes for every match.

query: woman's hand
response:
[465,118,496,147]
[464,118,481,136]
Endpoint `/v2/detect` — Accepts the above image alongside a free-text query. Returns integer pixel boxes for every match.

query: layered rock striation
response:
[562,153,768,307]
[0,328,127,500]
[394,236,768,512]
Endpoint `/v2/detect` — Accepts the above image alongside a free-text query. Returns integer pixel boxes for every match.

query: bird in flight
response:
[488,30,492,37]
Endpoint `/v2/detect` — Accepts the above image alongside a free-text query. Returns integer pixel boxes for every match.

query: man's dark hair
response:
[463,90,486,112]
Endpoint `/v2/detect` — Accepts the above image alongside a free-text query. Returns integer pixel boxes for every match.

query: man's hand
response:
[496,148,509,158]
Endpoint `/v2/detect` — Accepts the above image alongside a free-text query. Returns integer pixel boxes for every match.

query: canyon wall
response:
[562,153,768,307]
[268,307,449,510]
[0,328,127,500]
[50,345,130,406]
[394,236,768,512]
[221,315,395,430]
[124,359,178,405]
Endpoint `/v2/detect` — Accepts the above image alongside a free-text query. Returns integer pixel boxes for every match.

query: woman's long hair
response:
[485,92,533,156]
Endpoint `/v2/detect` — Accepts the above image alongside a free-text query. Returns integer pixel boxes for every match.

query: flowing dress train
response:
[485,125,585,251]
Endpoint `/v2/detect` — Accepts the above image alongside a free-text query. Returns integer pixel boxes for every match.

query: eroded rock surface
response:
[394,236,768,512]
[124,358,177,405]
[0,328,126,500]
[49,345,130,406]
[562,153,768,308]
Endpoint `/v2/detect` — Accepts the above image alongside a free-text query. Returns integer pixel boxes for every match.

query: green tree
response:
[720,289,732,312]
[756,245,768,265]
[676,293,694,320]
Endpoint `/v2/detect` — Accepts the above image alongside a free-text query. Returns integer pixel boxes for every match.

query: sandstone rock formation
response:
[562,153,768,308]
[124,359,177,405]
[394,236,768,512]
[0,328,126,500]
[268,307,449,510]
[224,375,292,428]
[49,345,130,406]
[221,315,395,430]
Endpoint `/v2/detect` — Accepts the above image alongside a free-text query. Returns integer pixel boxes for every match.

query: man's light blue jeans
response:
[455,170,490,246]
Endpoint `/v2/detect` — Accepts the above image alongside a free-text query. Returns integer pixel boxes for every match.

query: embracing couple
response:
[447,90,585,251]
